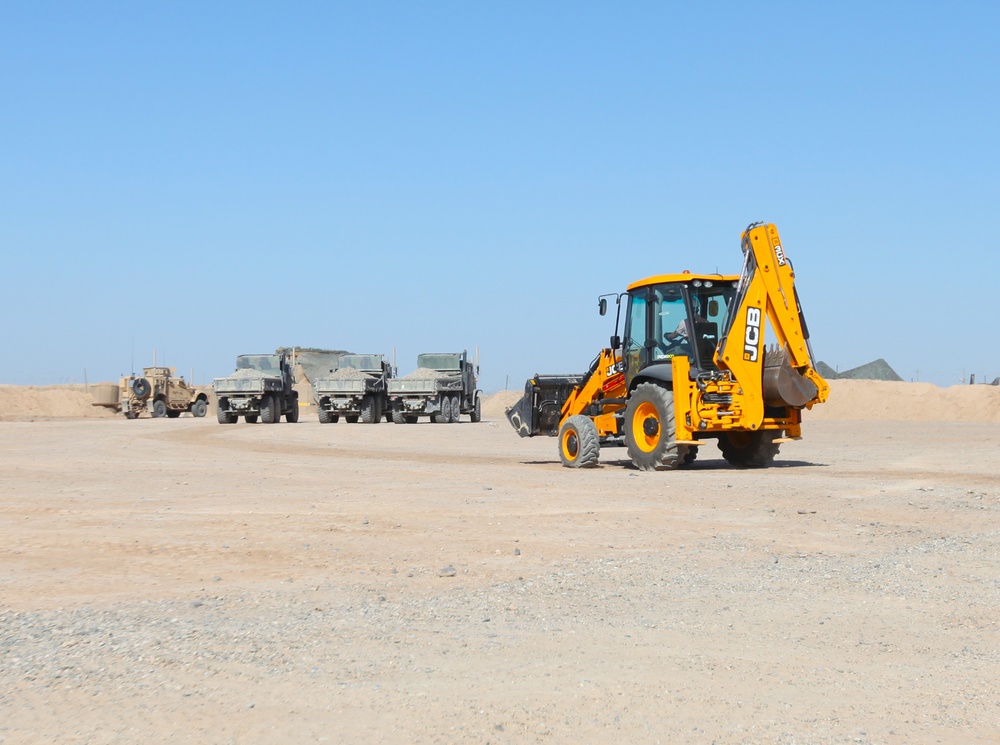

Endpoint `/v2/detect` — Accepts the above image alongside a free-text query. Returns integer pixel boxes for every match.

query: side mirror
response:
[610,335,621,349]
[598,298,608,316]
[708,299,720,316]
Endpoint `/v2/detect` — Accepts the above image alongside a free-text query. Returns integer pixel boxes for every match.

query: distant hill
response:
[816,358,902,382]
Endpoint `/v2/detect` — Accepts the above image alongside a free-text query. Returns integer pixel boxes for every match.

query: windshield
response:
[417,353,462,371]
[236,354,281,372]
[337,354,383,372]
[625,280,737,372]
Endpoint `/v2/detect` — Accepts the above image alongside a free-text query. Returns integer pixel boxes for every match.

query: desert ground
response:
[1,380,999,744]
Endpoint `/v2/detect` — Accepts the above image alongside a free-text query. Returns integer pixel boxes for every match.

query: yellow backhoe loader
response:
[506,222,829,470]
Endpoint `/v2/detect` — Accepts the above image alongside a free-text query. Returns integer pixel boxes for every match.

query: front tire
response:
[361,395,378,424]
[558,415,600,468]
[624,383,688,471]
[318,407,333,424]
[151,399,168,419]
[470,394,481,423]
[217,406,237,424]
[191,399,208,418]
[285,396,299,422]
[718,430,781,468]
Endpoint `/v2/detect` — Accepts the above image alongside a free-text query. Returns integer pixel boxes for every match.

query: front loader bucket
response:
[505,374,583,438]
[762,345,819,408]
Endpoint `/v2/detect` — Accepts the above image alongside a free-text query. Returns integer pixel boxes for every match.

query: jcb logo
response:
[744,307,761,362]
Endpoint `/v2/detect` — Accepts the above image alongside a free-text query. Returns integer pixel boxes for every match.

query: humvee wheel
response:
[124,410,138,420]
[558,415,600,468]
[151,399,168,418]
[718,430,780,468]
[624,383,687,471]
[191,399,208,418]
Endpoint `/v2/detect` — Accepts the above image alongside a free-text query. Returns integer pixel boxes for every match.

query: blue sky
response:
[2,2,998,390]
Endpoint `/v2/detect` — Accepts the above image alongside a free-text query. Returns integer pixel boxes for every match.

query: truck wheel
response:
[624,383,688,471]
[361,395,377,424]
[392,405,405,424]
[217,406,236,424]
[318,407,332,424]
[261,395,278,424]
[470,394,482,423]
[131,378,151,398]
[433,397,450,424]
[151,399,168,418]
[449,395,461,423]
[245,414,259,423]
[718,430,780,468]
[285,398,299,423]
[191,399,208,418]
[558,415,600,468]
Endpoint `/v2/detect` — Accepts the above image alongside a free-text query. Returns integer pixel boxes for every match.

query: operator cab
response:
[619,273,738,386]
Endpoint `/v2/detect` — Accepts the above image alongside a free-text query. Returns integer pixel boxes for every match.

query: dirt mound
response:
[0,384,119,420]
[806,379,1000,422]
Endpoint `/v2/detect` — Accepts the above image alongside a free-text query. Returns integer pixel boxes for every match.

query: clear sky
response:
[3,2,998,390]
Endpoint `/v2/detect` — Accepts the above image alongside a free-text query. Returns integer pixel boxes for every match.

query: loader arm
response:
[715,222,829,426]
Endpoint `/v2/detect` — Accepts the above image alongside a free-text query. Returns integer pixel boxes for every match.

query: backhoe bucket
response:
[505,374,583,438]
[762,345,819,408]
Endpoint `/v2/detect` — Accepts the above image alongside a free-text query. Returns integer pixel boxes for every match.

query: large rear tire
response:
[392,404,405,424]
[361,395,377,424]
[718,430,781,468]
[318,407,333,424]
[433,397,450,424]
[624,383,688,471]
[217,406,237,424]
[470,394,481,423]
[449,395,461,423]
[558,415,600,468]
[261,395,278,424]
[285,397,299,423]
[151,399,168,419]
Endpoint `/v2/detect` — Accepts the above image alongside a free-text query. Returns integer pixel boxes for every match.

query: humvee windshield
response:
[236,355,281,372]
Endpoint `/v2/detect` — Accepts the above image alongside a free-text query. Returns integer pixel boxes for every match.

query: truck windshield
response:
[237,355,280,372]
[337,355,382,372]
[417,353,461,371]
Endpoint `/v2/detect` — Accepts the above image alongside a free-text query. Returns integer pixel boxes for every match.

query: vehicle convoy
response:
[92,367,209,419]
[314,354,394,424]
[387,351,482,423]
[506,222,829,470]
[213,352,299,424]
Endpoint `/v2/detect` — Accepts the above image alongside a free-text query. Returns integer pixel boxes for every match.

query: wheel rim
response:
[561,429,579,460]
[631,401,661,453]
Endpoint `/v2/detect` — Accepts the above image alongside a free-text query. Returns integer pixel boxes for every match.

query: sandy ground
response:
[1,381,999,744]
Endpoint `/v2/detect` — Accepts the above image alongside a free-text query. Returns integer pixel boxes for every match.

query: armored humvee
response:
[92,367,209,419]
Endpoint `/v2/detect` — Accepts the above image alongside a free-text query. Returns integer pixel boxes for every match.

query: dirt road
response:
[1,408,999,744]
